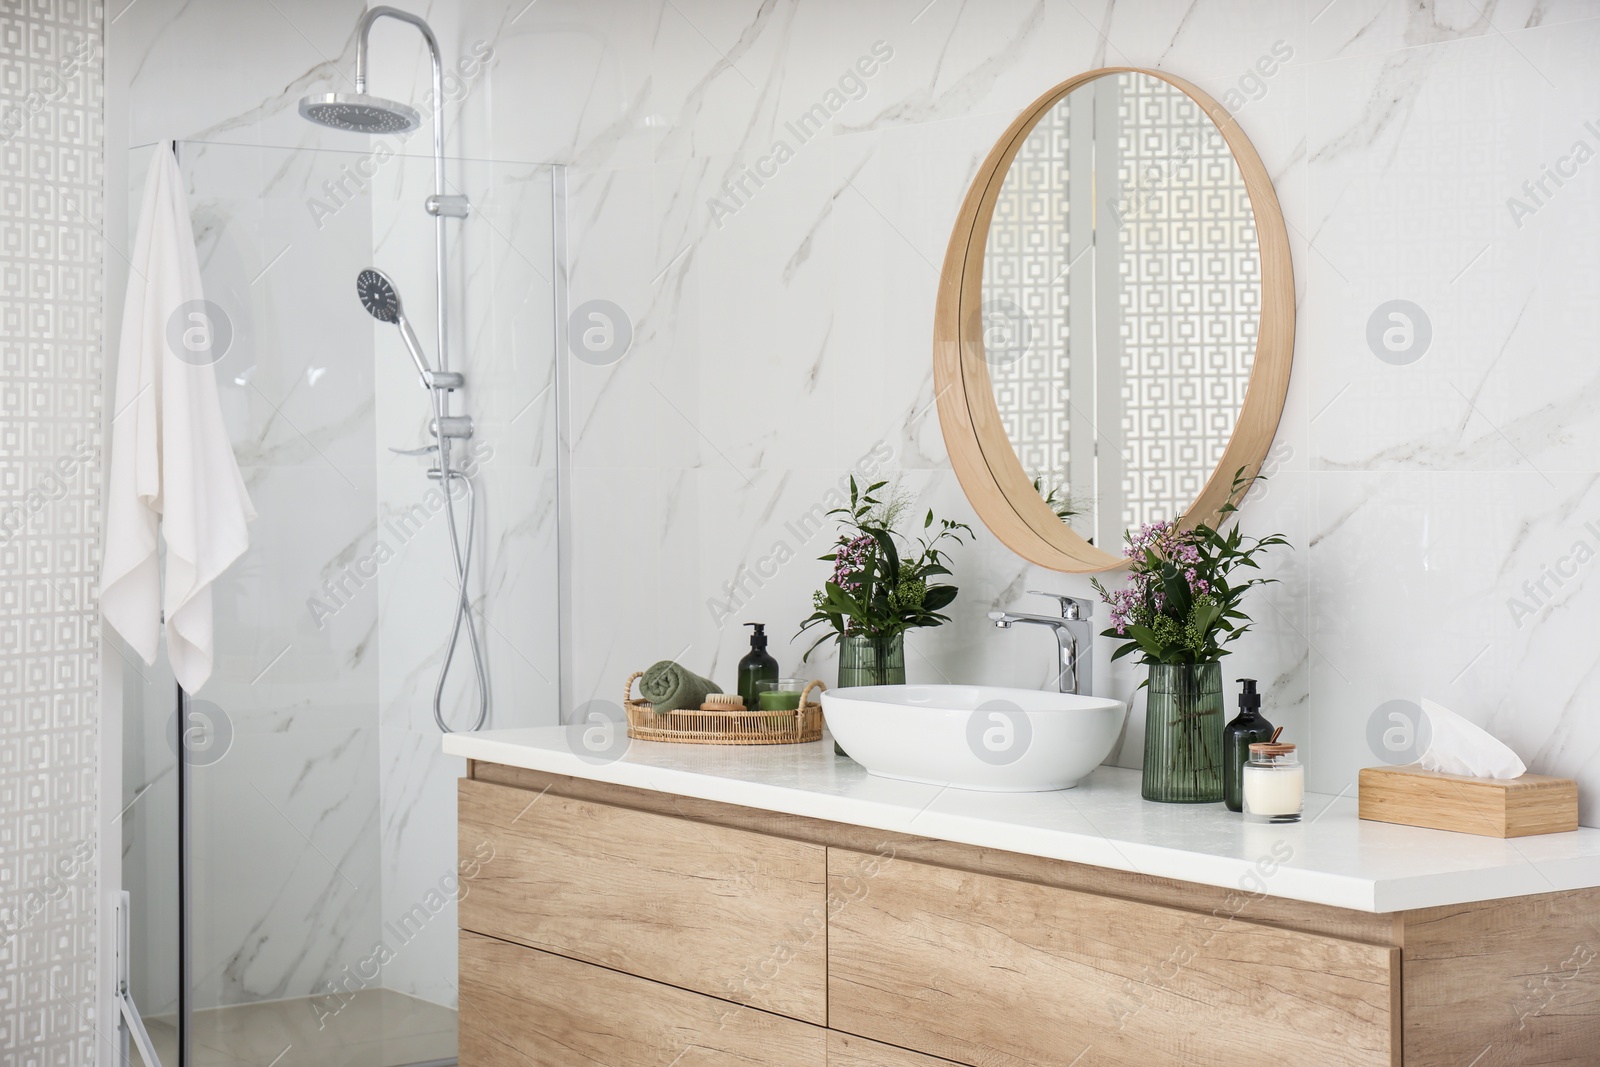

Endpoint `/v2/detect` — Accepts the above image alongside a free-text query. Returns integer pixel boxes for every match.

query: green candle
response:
[758,689,801,711]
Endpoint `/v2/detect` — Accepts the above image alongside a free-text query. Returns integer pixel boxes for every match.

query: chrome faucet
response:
[989,592,1095,695]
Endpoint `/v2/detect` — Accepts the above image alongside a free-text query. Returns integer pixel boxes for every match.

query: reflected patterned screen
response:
[984,101,1073,492]
[1116,75,1258,530]
[982,72,1259,542]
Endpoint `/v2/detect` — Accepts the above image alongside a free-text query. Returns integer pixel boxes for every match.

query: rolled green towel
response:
[638,660,719,714]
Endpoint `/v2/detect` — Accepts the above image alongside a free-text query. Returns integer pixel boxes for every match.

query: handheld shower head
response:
[356,268,402,323]
[356,268,433,388]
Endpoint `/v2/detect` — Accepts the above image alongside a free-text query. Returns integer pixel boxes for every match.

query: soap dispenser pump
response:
[737,623,779,713]
[1223,678,1274,813]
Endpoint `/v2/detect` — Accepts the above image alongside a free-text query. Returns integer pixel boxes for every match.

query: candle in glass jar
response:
[757,689,801,711]
[1242,742,1303,823]
[756,677,809,712]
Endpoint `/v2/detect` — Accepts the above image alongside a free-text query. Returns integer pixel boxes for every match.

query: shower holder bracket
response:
[426,370,465,390]
[430,414,474,439]
[426,194,471,218]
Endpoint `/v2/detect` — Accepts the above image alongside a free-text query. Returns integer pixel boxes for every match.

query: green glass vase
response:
[833,633,905,757]
[1142,661,1225,803]
[837,632,906,688]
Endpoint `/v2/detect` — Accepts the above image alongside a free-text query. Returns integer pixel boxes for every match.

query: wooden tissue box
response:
[1358,765,1578,838]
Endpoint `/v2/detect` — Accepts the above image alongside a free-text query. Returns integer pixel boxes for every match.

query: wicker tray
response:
[623,673,825,745]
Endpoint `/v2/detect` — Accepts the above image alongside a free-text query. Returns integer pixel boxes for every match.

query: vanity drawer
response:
[827,850,1399,1067]
[828,1032,965,1065]
[458,779,828,1023]
[460,931,826,1066]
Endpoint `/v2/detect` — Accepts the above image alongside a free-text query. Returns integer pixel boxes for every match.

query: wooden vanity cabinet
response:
[827,849,1398,1065]
[460,933,826,1066]
[458,762,1600,1067]
[457,777,827,1023]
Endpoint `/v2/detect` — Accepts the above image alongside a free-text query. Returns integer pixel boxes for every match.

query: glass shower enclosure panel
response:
[121,139,562,1067]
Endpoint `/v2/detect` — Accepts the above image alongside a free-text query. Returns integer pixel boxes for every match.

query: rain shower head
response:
[298,92,421,134]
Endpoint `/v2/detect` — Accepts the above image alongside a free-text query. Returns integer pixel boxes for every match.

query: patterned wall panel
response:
[1116,74,1258,529]
[0,1,104,1063]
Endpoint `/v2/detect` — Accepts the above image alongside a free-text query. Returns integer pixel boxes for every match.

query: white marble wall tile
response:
[181,455,380,1009]
[209,464,379,718]
[1089,0,1308,78]
[374,727,466,1007]
[564,159,704,469]
[183,725,380,1010]
[827,111,1023,470]
[459,0,663,170]
[474,465,562,711]
[1307,469,1600,823]
[1306,23,1600,475]
[642,0,810,164]
[1305,0,1599,63]
[180,142,381,474]
[776,0,1096,139]
[121,0,367,148]
[648,144,848,471]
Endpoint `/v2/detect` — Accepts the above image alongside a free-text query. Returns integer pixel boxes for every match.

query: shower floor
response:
[135,988,456,1067]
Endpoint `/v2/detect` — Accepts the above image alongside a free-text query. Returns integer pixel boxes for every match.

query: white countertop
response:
[444,726,1600,913]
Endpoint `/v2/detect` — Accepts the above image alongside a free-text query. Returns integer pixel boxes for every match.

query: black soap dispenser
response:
[737,623,779,712]
[1223,679,1274,813]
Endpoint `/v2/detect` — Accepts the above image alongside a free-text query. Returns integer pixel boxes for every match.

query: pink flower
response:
[831,534,874,593]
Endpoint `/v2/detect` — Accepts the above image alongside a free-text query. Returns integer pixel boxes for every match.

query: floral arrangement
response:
[1091,473,1288,667]
[799,478,973,659]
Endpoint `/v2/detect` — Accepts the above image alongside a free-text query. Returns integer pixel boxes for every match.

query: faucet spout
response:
[988,593,1095,695]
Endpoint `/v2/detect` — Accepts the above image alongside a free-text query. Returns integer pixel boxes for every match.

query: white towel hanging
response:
[100,141,255,693]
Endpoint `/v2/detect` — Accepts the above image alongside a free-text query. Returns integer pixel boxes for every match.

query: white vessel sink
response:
[820,684,1126,792]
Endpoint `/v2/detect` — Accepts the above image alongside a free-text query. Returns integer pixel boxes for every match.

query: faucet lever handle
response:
[1026,591,1093,620]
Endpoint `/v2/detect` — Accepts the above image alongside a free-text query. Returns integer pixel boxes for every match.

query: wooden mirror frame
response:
[933,68,1295,573]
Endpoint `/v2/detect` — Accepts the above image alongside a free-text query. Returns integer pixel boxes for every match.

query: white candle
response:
[1243,743,1304,822]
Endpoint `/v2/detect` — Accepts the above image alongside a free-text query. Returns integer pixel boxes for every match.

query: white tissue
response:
[1416,697,1527,779]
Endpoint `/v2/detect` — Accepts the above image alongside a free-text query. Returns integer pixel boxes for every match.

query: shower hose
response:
[428,384,488,733]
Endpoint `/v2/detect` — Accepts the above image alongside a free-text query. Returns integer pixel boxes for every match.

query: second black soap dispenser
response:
[737,623,779,712]
[1223,678,1274,812]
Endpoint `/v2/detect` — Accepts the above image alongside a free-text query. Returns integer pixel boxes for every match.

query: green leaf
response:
[868,528,900,581]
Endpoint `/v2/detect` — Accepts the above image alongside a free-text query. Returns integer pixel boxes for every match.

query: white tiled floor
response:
[137,989,456,1067]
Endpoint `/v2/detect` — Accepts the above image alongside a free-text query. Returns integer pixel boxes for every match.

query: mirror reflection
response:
[981,71,1260,547]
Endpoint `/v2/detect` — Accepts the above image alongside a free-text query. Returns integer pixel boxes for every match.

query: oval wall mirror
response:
[934,68,1294,573]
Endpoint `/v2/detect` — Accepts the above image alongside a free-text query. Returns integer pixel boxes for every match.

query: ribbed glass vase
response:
[1142,661,1225,803]
[837,632,906,688]
[834,633,905,757]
